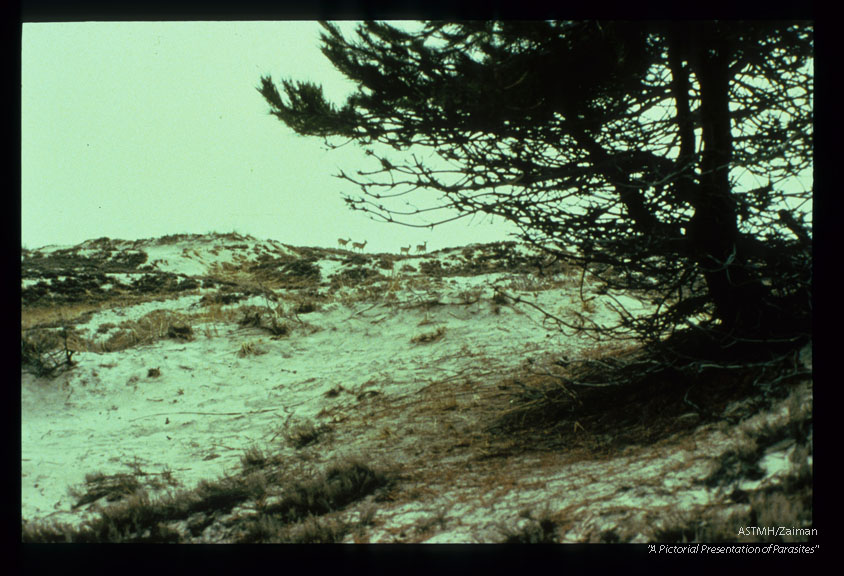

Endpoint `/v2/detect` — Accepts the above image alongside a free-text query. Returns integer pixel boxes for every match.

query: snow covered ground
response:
[20,234,813,542]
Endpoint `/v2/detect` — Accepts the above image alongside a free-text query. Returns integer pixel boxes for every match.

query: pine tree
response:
[259,21,812,355]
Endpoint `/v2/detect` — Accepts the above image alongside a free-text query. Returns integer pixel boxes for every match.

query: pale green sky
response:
[21,21,517,252]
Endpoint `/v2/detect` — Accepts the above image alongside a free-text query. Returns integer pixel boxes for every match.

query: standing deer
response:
[400,245,411,255]
[416,241,427,253]
[352,240,367,252]
[337,237,352,249]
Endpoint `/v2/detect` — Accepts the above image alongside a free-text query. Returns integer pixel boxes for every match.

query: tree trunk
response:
[687,27,771,337]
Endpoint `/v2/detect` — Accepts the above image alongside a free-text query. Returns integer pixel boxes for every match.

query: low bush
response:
[237,305,290,337]
[21,328,78,376]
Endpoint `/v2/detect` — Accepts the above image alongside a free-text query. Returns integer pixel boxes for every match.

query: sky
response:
[21,21,520,253]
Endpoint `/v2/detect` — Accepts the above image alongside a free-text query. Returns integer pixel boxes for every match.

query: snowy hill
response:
[21,233,813,543]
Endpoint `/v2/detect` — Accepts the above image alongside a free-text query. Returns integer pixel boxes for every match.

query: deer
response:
[337,237,352,249]
[400,245,411,255]
[352,240,367,252]
[416,241,427,253]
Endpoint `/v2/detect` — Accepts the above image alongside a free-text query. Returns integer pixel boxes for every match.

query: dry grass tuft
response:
[237,340,268,357]
[240,445,269,471]
[411,326,447,344]
[284,420,329,449]
[98,309,194,352]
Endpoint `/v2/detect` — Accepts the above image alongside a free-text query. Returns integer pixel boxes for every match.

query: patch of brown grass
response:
[98,309,194,352]
[491,339,804,456]
[21,302,103,331]
[284,420,331,449]
[237,340,268,357]
[411,326,447,344]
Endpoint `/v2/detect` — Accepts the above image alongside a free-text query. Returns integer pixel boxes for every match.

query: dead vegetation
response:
[237,340,268,357]
[22,457,393,543]
[410,326,447,344]
[283,420,331,449]
[68,462,180,510]
[493,330,811,455]
[21,327,79,376]
[99,310,194,351]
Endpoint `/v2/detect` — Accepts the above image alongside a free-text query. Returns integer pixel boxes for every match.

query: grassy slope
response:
[21,234,813,543]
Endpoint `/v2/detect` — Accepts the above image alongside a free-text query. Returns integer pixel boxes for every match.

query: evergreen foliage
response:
[259,21,812,348]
